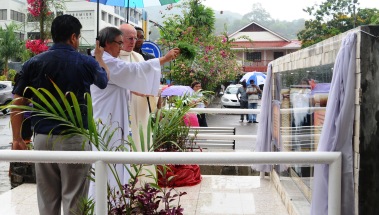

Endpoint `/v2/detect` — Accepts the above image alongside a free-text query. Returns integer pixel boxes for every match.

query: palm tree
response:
[0,23,24,80]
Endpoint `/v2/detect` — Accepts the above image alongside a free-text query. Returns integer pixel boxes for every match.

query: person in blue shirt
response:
[11,14,109,215]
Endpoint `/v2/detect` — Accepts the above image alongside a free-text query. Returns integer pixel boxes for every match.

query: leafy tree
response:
[27,0,65,40]
[0,23,24,80]
[297,0,379,48]
[242,3,272,25]
[159,0,241,91]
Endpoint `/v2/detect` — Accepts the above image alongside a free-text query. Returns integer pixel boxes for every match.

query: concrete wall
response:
[356,25,379,215]
[270,25,379,215]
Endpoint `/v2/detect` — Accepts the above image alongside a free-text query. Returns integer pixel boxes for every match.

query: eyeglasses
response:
[125,37,138,42]
[112,40,124,47]
[137,36,145,41]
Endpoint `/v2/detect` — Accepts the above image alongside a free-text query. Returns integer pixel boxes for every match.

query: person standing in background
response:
[246,79,261,123]
[134,26,155,60]
[191,81,208,127]
[237,81,249,122]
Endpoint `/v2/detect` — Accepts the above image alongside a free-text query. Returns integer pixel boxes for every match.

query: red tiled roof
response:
[231,41,300,49]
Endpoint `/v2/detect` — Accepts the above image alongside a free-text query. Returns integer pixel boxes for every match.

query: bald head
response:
[119,24,137,52]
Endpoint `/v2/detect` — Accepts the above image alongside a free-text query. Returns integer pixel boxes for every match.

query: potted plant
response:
[6,82,188,214]
[149,94,203,188]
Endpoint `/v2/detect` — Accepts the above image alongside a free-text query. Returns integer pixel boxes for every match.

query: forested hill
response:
[144,5,305,41]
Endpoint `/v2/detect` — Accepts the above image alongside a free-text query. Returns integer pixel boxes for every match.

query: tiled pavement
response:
[0,175,290,215]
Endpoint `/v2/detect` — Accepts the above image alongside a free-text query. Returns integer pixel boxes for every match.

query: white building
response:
[0,0,146,47]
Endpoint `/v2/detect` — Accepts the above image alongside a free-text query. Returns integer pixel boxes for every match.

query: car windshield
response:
[226,86,239,94]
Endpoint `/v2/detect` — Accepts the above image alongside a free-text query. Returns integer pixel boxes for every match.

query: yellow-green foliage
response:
[0,75,6,81]
[8,69,17,83]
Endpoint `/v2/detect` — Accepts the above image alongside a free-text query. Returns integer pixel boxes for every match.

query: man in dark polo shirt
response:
[134,26,156,60]
[11,15,109,215]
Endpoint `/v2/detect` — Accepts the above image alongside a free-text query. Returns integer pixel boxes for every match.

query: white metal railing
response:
[0,151,342,215]
[189,107,326,114]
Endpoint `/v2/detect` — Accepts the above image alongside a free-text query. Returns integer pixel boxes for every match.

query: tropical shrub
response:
[6,82,192,214]
[157,0,241,91]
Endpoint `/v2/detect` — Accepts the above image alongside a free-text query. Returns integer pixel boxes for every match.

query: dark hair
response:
[135,26,144,32]
[51,15,82,43]
[98,27,123,47]
[249,79,255,83]
[191,81,201,89]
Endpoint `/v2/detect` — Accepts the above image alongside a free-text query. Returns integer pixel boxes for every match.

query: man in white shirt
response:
[246,79,261,123]
[89,26,179,198]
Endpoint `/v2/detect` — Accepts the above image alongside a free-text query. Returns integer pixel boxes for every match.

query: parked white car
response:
[0,81,13,114]
[221,84,241,108]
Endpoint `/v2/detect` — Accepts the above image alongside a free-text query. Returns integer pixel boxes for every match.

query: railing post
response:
[95,161,107,215]
[328,154,342,215]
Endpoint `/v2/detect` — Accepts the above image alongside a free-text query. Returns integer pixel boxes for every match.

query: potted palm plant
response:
[6,82,188,214]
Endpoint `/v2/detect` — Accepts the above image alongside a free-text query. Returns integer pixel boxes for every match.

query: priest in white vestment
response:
[119,24,157,183]
[89,26,179,198]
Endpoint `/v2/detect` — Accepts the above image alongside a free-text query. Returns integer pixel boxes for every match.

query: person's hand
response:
[94,40,104,60]
[12,139,27,150]
[94,40,110,79]
[131,91,151,97]
[159,48,180,65]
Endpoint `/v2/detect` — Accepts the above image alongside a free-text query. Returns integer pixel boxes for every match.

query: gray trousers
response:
[34,134,91,215]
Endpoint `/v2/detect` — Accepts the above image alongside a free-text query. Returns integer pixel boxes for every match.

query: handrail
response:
[0,151,341,215]
[188,107,326,114]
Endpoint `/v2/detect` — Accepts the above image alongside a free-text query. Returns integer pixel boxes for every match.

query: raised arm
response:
[94,40,110,80]
[159,48,180,65]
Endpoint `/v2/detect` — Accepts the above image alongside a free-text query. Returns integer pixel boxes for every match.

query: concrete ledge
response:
[271,170,311,215]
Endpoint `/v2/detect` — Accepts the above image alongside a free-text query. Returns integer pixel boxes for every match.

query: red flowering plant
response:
[27,0,45,17]
[157,0,241,91]
[27,0,63,42]
[25,39,49,55]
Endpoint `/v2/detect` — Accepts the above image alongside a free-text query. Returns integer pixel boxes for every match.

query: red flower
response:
[27,0,50,17]
[26,40,49,55]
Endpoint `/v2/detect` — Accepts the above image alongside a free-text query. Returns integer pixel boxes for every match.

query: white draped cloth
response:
[310,32,356,215]
[88,51,161,198]
[251,63,272,172]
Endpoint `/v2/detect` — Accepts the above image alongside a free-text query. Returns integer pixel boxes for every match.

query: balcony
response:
[242,60,272,72]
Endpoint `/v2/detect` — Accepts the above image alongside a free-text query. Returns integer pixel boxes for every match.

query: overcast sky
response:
[201,0,379,21]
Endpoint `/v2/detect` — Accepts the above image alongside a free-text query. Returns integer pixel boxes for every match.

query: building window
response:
[108,14,113,24]
[0,9,6,20]
[101,11,106,21]
[274,52,284,59]
[246,52,261,62]
[11,10,25,22]
[27,32,41,40]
